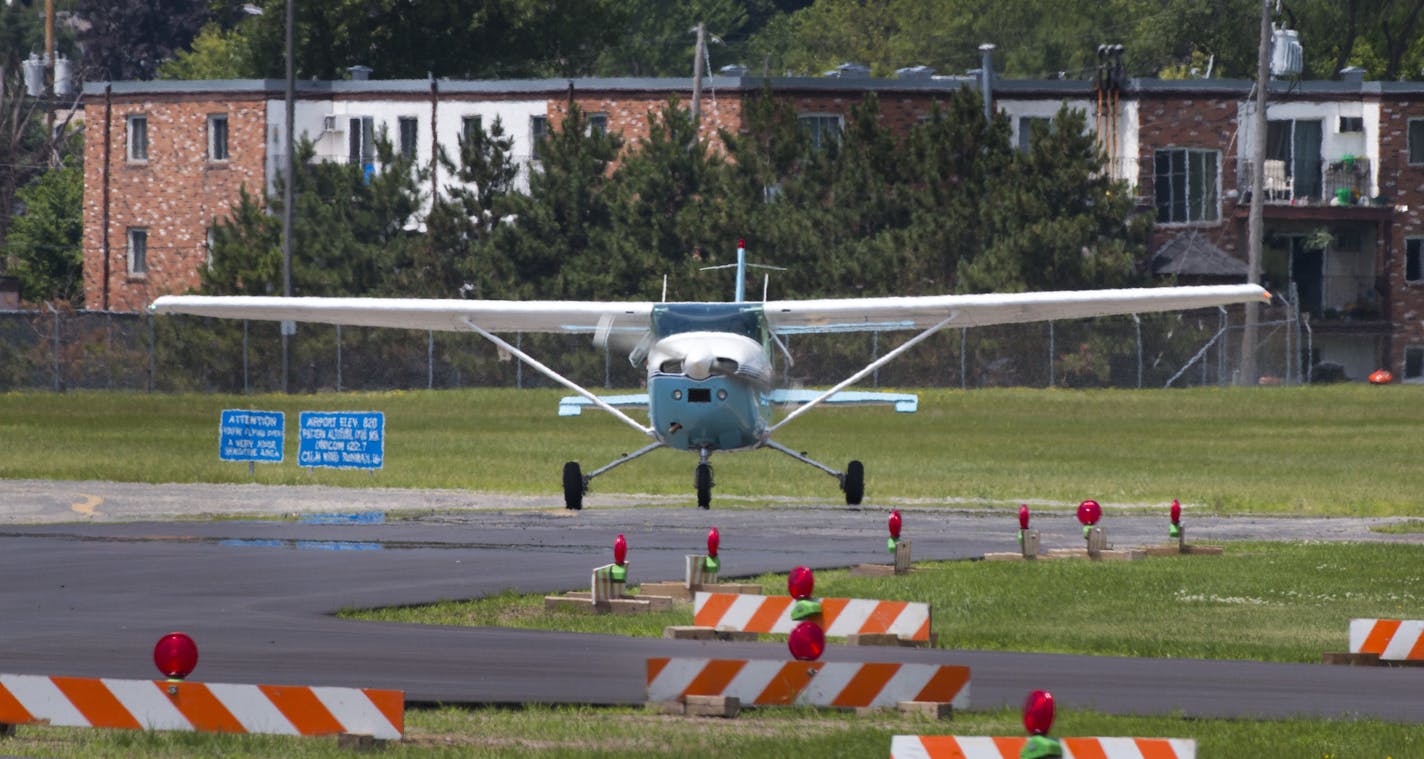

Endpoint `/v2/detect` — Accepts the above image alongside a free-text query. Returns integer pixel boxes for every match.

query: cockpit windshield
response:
[653,303,765,340]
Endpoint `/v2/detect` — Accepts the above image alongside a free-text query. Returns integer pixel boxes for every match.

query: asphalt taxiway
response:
[0,480,1419,721]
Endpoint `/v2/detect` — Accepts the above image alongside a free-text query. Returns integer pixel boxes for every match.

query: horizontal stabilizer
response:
[558,393,650,417]
[767,389,918,413]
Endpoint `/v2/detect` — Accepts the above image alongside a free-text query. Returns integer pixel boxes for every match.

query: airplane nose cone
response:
[685,350,715,380]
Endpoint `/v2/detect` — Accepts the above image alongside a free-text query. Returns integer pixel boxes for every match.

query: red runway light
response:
[613,534,627,566]
[153,632,198,680]
[1170,499,1181,525]
[1018,504,1030,530]
[888,510,902,540]
[707,527,719,559]
[1076,499,1101,526]
[1023,689,1055,735]
[787,620,825,661]
[788,566,814,600]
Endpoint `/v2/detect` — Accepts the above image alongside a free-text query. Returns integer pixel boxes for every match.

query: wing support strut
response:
[459,317,655,438]
[769,314,955,434]
[585,440,665,482]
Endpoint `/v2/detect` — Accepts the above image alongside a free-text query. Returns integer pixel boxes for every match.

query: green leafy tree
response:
[156,21,254,80]
[8,157,82,304]
[482,104,623,300]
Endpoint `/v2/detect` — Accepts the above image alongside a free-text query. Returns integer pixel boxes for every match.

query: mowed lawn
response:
[1,384,1420,514]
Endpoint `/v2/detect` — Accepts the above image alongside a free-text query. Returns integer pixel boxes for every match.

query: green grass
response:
[2,384,1423,514]
[0,705,1418,757]
[347,542,1423,663]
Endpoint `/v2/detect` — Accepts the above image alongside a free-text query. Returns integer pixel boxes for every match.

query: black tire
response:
[563,461,584,511]
[843,460,864,505]
[695,463,713,509]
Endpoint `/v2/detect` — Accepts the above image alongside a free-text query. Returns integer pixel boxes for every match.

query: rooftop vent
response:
[896,65,935,80]
[824,62,870,79]
[1339,66,1366,85]
[347,65,373,81]
[719,64,749,77]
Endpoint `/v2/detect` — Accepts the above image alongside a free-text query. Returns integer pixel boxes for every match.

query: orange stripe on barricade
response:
[862,600,908,635]
[818,597,848,628]
[365,689,404,736]
[695,593,739,627]
[0,683,35,725]
[168,682,246,734]
[745,596,793,632]
[646,658,671,687]
[685,659,747,697]
[260,685,345,736]
[1070,738,1111,759]
[1138,738,1186,759]
[831,662,900,708]
[1360,619,1401,655]
[915,664,971,703]
[53,677,142,731]
[754,662,821,705]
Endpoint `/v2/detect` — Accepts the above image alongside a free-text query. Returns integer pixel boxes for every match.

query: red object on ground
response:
[1023,689,1055,735]
[613,534,627,566]
[1018,504,1030,530]
[788,566,814,600]
[707,527,719,558]
[1076,500,1102,526]
[1170,499,1181,525]
[153,632,199,680]
[888,510,902,540]
[1370,369,1393,384]
[787,620,825,661]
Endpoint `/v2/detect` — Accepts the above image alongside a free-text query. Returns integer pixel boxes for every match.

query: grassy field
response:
[348,542,1423,663]
[2,384,1421,514]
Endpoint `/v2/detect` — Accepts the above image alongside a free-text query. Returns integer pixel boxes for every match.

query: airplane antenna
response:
[661,274,668,302]
[763,273,770,301]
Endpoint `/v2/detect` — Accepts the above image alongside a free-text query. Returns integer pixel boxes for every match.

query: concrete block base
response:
[638,582,761,602]
[1322,652,1381,666]
[336,733,386,751]
[846,633,934,648]
[651,696,741,718]
[1045,548,1145,561]
[1143,544,1225,556]
[544,594,674,614]
[662,625,758,642]
[896,700,954,719]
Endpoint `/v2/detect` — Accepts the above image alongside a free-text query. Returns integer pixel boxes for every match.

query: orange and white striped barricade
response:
[694,592,931,642]
[0,674,403,740]
[1350,618,1424,661]
[890,735,1196,758]
[646,657,968,710]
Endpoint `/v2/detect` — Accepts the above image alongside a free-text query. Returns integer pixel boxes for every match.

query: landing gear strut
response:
[764,441,866,506]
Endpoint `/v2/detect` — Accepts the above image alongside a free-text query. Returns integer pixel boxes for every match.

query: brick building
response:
[78,71,1424,381]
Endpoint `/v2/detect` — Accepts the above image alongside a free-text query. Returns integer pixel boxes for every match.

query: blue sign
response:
[219,410,285,463]
[298,411,385,470]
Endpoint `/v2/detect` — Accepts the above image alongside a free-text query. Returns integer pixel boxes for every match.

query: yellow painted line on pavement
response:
[71,494,104,518]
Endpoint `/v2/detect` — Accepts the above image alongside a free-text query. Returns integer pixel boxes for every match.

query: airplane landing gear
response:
[563,461,585,510]
[841,460,864,506]
[695,448,714,509]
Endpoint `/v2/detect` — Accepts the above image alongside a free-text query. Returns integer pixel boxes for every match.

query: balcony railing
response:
[1238,157,1373,206]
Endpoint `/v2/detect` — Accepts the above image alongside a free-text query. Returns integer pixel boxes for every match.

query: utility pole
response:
[1241,0,1271,385]
[281,0,296,393]
[690,23,705,127]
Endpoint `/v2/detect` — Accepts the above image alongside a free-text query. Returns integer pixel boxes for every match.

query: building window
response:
[1153,148,1219,224]
[1405,346,1424,382]
[128,228,148,276]
[1339,116,1364,133]
[208,114,229,161]
[799,114,842,149]
[398,116,418,159]
[348,116,375,168]
[1016,116,1050,151]
[587,113,608,136]
[1267,119,1322,200]
[1407,238,1424,283]
[462,115,483,143]
[127,115,148,161]
[530,115,549,144]
[1410,119,1424,164]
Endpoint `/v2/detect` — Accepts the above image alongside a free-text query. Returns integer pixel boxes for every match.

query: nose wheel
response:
[563,461,585,510]
[695,462,713,509]
[841,460,864,505]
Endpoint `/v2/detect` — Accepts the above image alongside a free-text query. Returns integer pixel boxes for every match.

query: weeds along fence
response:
[0,302,1299,393]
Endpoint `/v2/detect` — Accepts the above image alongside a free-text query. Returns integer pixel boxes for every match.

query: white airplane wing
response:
[764,284,1270,334]
[148,295,657,336]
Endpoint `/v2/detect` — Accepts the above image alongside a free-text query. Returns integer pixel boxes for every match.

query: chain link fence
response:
[0,302,1301,393]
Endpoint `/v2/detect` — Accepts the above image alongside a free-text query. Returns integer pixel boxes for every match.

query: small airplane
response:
[151,242,1268,510]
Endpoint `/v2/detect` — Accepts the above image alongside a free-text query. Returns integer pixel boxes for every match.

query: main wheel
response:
[842,460,864,505]
[562,461,584,510]
[695,463,713,509]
